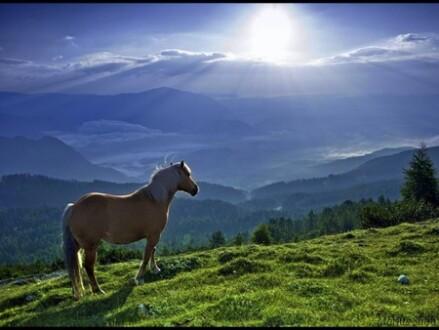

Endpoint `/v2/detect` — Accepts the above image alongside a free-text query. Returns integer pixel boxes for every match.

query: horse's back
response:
[68,192,117,246]
[68,191,158,246]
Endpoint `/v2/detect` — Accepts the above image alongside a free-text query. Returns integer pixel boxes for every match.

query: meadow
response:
[0,218,438,327]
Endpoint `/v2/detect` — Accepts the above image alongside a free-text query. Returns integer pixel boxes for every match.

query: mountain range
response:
[0,88,254,137]
[2,88,438,188]
[252,146,439,201]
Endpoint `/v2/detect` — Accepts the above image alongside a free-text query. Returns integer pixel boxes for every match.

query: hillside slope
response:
[0,136,129,183]
[1,219,438,326]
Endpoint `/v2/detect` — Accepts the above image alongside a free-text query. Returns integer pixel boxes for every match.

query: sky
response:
[1,3,439,97]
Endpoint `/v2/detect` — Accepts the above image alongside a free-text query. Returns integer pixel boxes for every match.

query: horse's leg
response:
[149,247,161,274]
[134,235,159,285]
[84,246,105,294]
[70,243,83,300]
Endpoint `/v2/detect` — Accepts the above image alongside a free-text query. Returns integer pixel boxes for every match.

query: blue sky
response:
[1,3,439,96]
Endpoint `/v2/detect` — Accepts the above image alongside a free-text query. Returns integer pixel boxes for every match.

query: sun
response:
[249,6,292,62]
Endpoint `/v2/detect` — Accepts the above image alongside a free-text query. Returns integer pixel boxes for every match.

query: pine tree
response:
[401,143,438,205]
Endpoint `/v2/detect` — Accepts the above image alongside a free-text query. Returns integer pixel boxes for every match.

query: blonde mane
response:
[136,163,181,202]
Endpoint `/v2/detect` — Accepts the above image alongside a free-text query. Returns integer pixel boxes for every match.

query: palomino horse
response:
[62,161,198,300]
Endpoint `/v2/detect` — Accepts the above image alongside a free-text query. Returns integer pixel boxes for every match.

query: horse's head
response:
[173,160,199,196]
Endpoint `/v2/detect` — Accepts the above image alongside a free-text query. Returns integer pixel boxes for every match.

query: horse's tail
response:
[62,203,83,299]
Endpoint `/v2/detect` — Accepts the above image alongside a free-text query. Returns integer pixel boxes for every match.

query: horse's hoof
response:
[133,277,144,286]
[152,266,161,275]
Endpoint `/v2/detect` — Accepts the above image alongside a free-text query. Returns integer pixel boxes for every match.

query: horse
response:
[61,160,199,300]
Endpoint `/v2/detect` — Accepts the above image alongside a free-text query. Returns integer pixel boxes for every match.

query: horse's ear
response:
[180,160,185,168]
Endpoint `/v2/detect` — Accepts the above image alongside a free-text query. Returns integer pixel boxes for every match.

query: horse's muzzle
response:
[191,185,199,196]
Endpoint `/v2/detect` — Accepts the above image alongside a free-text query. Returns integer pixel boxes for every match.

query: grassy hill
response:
[1,219,438,326]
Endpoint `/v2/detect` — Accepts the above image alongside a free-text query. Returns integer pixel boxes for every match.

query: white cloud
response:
[63,35,78,48]
[65,52,156,74]
[78,120,164,135]
[2,34,439,96]
[315,33,439,65]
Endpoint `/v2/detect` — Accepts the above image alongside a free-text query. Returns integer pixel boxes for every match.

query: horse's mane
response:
[134,163,177,202]
[149,163,167,181]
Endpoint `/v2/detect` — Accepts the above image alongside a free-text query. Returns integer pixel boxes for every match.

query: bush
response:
[393,200,439,223]
[97,244,142,264]
[360,200,439,229]
[360,204,396,229]
[251,224,272,245]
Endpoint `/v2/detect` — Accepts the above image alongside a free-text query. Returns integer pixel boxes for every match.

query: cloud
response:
[64,52,156,75]
[0,48,236,93]
[65,49,227,78]
[2,34,439,96]
[0,57,31,65]
[160,49,226,62]
[316,33,439,65]
[47,120,177,149]
[393,33,439,47]
[63,35,78,48]
[0,57,61,78]
[396,33,431,43]
[77,120,164,135]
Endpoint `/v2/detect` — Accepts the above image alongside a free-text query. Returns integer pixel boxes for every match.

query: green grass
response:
[1,219,439,326]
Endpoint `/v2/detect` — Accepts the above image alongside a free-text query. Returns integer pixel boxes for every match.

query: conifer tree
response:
[401,143,438,205]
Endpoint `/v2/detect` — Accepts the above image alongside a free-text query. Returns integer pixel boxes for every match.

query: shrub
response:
[360,204,396,229]
[97,244,142,264]
[251,224,272,245]
[393,200,439,224]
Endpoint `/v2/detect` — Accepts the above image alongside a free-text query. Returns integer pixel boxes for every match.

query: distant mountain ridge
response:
[0,174,248,208]
[0,136,130,183]
[2,88,439,188]
[252,146,439,200]
[312,147,414,177]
